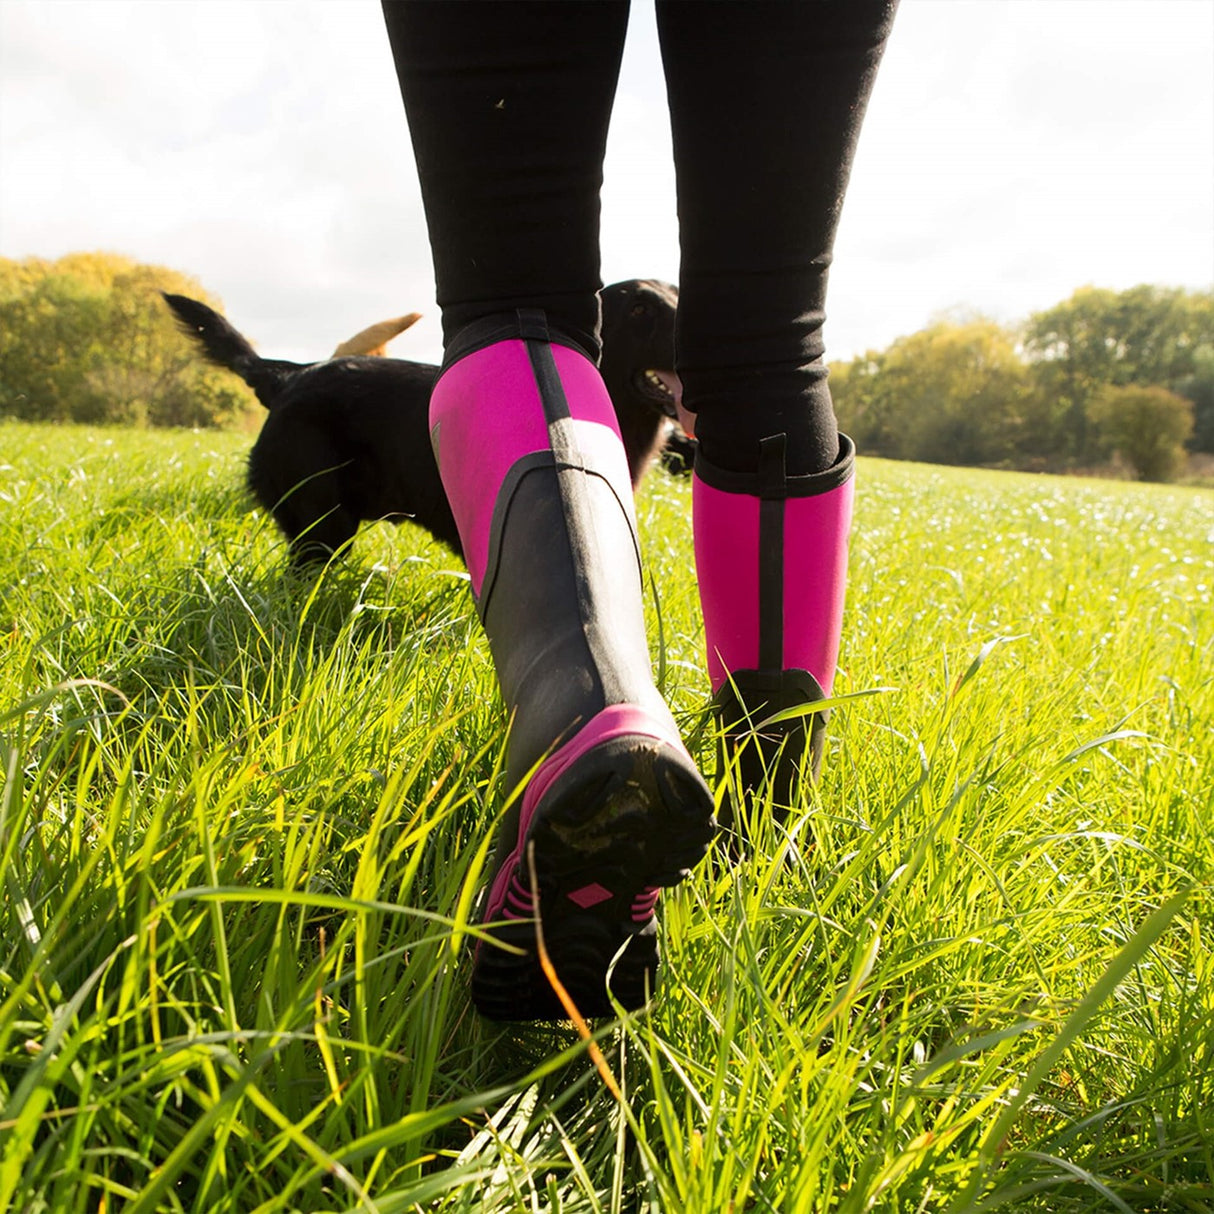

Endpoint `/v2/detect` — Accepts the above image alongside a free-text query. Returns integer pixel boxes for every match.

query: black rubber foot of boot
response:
[715,668,828,833]
[471,736,716,1022]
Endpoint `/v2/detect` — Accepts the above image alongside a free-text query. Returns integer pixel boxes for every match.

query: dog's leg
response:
[249,416,359,569]
[282,498,359,569]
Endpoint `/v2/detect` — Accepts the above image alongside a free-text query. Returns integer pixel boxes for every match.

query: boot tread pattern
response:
[471,736,715,1021]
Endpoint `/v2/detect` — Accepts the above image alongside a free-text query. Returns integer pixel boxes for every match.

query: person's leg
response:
[655,0,897,819]
[382,1,715,1019]
[382,0,628,353]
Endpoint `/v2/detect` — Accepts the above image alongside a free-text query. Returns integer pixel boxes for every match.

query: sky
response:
[1,0,1211,368]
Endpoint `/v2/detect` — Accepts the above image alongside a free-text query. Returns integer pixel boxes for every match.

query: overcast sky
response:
[2,0,1211,367]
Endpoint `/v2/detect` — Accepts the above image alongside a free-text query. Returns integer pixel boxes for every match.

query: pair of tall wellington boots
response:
[429,312,852,1021]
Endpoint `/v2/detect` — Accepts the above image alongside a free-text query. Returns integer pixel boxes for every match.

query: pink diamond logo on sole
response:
[567,882,613,909]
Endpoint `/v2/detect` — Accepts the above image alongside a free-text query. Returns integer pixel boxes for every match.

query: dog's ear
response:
[333,312,423,358]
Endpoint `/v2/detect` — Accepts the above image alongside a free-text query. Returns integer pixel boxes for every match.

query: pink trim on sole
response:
[630,888,661,923]
[481,703,688,928]
[568,882,613,909]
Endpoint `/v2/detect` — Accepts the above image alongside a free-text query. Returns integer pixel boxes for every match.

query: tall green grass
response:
[2,420,1211,1212]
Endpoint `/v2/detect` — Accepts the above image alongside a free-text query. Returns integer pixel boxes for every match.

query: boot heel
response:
[473,710,715,1021]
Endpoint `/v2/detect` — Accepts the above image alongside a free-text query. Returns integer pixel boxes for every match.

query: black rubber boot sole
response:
[471,736,716,1022]
[715,668,828,832]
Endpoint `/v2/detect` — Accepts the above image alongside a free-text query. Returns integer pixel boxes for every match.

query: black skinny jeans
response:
[383,0,896,477]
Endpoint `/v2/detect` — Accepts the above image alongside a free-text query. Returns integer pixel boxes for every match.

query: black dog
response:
[164,280,686,568]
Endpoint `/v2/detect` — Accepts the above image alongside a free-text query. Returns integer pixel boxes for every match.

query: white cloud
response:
[1,0,1210,369]
[831,0,1214,354]
[1,0,438,359]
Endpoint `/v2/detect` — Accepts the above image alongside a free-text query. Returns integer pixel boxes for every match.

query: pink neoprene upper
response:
[429,339,623,597]
[693,473,853,694]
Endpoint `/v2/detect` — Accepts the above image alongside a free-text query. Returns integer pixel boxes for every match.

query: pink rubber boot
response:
[431,310,716,1020]
[693,433,855,822]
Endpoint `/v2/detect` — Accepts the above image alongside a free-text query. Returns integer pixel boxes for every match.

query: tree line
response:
[830,284,1213,481]
[2,253,1211,481]
[0,253,257,429]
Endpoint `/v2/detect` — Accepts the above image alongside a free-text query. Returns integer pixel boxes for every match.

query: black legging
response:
[382,0,896,477]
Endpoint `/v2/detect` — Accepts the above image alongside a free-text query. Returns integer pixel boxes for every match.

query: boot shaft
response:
[694,433,855,810]
[429,312,633,602]
[693,433,855,696]
[429,311,716,1018]
[429,311,670,782]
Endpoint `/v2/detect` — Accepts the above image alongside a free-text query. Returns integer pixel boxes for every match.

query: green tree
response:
[1174,344,1214,454]
[829,350,892,455]
[0,253,256,428]
[832,320,1038,467]
[1023,285,1213,462]
[1087,385,1194,482]
[0,269,110,422]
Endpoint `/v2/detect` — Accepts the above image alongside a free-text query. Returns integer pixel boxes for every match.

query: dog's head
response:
[599,279,681,424]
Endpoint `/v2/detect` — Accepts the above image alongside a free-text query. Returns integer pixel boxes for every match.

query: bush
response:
[1174,345,1214,454]
[0,252,257,428]
[831,319,1044,467]
[1087,385,1195,482]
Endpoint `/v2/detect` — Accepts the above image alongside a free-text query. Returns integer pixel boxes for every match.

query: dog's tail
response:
[162,292,298,409]
[332,312,423,358]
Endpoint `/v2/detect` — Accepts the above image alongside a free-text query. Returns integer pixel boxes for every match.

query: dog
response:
[163,280,688,568]
[598,279,698,477]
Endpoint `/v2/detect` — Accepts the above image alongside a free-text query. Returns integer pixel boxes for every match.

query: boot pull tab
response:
[516,308,552,345]
[759,433,788,499]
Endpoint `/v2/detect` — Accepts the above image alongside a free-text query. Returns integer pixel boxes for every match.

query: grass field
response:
[1,419,1211,1213]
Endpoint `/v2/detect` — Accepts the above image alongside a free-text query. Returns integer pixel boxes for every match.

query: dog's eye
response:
[630,303,648,318]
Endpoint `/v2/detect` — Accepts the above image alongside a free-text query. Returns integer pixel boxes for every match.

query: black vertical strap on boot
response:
[516,307,645,712]
[518,308,572,425]
[520,307,611,713]
[757,434,788,674]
